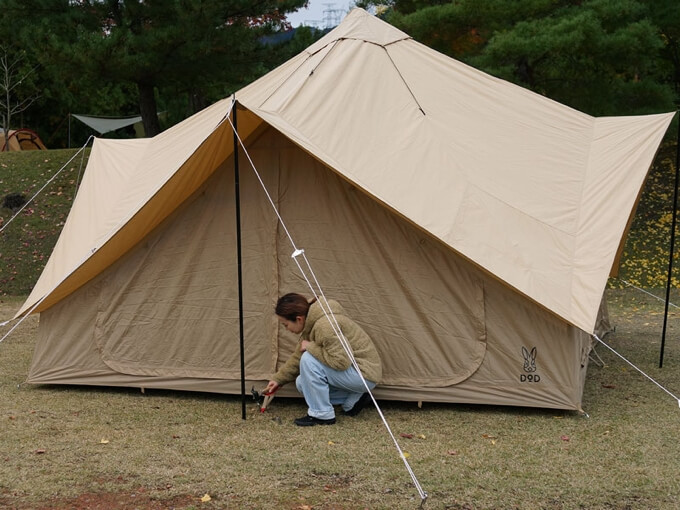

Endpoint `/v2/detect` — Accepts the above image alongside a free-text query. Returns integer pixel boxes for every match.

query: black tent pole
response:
[232,98,247,419]
[660,112,680,368]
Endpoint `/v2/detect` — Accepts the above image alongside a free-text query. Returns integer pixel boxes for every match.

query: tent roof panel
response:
[237,9,674,333]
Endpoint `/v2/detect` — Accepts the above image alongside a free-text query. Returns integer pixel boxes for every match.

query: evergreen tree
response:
[641,0,680,108]
[364,0,556,60]
[471,0,674,116]
[360,0,676,116]
[2,0,307,137]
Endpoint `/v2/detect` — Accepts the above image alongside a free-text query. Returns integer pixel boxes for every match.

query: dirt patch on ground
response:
[0,489,197,509]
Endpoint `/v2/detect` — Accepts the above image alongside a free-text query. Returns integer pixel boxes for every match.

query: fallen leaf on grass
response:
[400,433,414,439]
[200,494,211,502]
[482,434,498,444]
[601,384,616,389]
[417,434,426,439]
[446,450,459,456]
[34,449,46,454]
[99,439,109,444]
[561,435,570,442]
[402,451,411,458]
[327,441,335,445]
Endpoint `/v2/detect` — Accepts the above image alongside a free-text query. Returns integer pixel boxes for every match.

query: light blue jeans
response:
[296,351,376,420]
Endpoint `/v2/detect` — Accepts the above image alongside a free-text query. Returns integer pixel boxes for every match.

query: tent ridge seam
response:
[383,45,425,115]
[258,53,317,109]
[567,118,598,317]
[467,182,575,237]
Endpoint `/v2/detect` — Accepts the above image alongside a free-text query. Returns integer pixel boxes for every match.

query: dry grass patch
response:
[2,291,680,509]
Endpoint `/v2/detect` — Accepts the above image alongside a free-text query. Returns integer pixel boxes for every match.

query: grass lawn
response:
[1,149,88,295]
[1,289,680,510]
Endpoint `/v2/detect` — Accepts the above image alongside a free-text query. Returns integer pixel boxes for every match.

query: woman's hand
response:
[264,380,279,395]
[300,339,310,352]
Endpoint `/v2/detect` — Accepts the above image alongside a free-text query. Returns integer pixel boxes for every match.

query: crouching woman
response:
[264,293,382,426]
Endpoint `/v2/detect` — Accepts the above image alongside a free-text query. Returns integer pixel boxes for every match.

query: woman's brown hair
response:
[275,293,315,321]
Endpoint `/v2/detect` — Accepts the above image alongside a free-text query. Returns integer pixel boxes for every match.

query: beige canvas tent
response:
[20,9,674,410]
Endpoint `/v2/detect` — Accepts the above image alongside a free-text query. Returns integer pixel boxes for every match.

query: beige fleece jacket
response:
[272,299,382,386]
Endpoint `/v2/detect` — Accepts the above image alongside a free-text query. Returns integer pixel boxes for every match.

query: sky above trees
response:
[286,1,352,28]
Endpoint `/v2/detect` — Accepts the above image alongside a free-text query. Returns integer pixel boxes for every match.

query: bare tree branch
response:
[0,45,41,151]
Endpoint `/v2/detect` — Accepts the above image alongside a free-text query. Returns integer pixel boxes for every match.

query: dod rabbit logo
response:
[520,346,541,383]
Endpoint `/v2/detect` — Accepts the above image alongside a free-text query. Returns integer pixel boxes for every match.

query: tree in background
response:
[359,0,677,116]
[365,0,558,60]
[470,0,675,116]
[642,0,680,108]
[0,0,41,149]
[1,0,308,140]
[0,45,41,150]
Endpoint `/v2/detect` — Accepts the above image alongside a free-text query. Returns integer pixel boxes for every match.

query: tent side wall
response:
[28,128,590,410]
